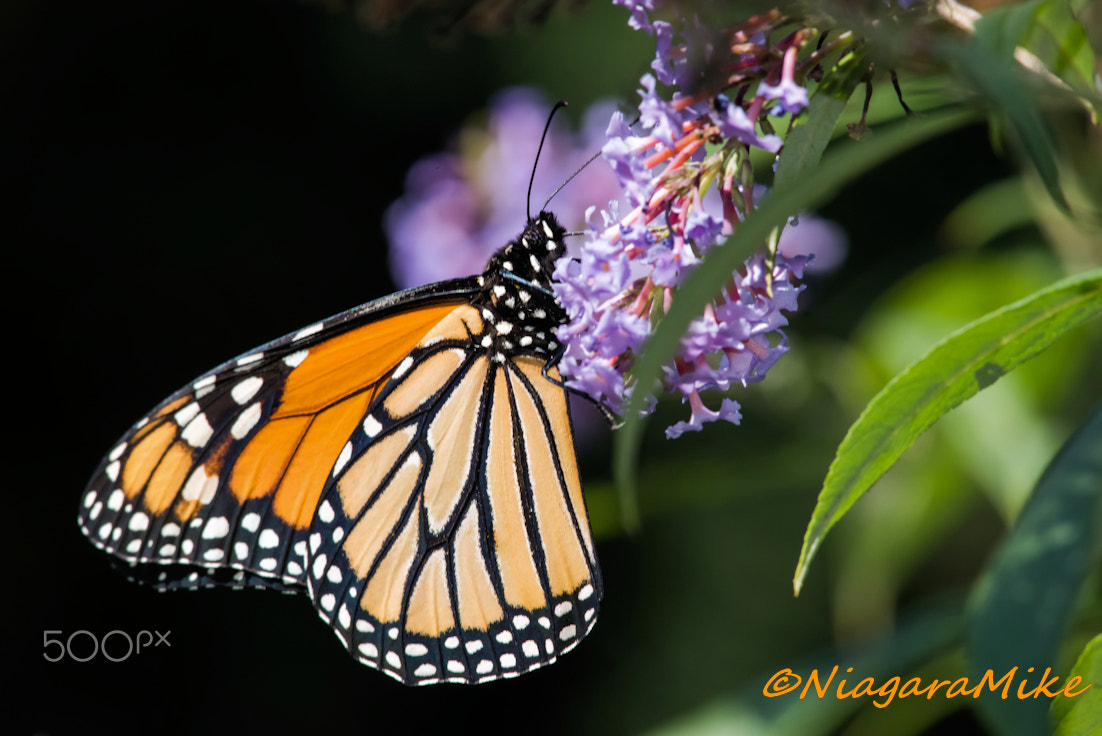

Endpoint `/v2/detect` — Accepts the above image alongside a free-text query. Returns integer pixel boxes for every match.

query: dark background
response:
[9,1,1093,734]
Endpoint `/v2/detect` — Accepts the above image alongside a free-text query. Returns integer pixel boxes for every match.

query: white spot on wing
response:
[181,413,214,448]
[181,466,218,504]
[393,356,414,379]
[231,403,263,439]
[294,323,324,341]
[363,415,382,438]
[236,353,264,367]
[284,349,308,367]
[202,517,230,539]
[231,376,263,404]
[174,402,200,426]
[333,442,352,476]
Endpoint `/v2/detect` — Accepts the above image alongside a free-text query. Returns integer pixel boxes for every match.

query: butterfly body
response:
[79,212,601,685]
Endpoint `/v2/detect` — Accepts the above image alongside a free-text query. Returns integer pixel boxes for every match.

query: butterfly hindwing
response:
[305,305,600,684]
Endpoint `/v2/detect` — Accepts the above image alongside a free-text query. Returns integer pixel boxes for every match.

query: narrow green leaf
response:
[936,37,1069,210]
[967,407,1102,736]
[612,107,981,531]
[974,0,1045,57]
[792,268,1102,593]
[773,47,868,194]
[1026,0,1097,94]
[1051,634,1102,736]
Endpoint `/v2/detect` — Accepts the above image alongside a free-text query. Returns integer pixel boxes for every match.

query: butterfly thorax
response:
[474,211,568,363]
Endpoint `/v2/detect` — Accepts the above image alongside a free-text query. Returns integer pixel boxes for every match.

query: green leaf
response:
[974,0,1045,57]
[1051,634,1102,736]
[936,37,1069,211]
[792,268,1102,594]
[773,47,867,194]
[1025,0,1098,94]
[967,407,1102,736]
[612,106,981,531]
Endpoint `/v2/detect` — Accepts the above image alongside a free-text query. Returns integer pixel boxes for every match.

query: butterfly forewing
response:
[79,284,474,590]
[79,212,603,685]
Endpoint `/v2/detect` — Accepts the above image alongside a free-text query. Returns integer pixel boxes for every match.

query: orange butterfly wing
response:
[80,287,470,591]
[80,269,602,685]
[305,304,599,684]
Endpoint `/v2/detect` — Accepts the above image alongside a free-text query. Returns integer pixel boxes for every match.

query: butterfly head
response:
[483,211,567,291]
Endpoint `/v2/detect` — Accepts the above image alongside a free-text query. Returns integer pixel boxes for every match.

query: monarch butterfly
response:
[78,206,602,686]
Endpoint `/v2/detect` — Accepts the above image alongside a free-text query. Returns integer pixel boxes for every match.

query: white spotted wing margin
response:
[77,279,480,593]
[306,305,602,686]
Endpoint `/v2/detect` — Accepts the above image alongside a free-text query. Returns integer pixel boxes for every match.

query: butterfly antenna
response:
[529,100,568,221]
[541,149,602,212]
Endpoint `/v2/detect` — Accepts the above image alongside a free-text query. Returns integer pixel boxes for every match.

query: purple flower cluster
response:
[384,2,849,440]
[384,87,624,289]
[551,2,830,437]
